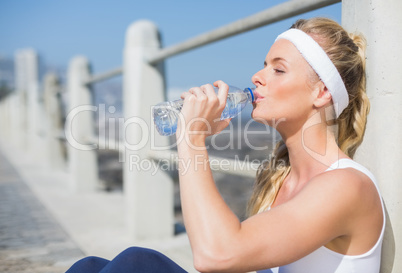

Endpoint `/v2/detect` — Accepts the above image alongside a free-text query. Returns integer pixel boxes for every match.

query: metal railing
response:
[83,67,123,85]
[148,0,340,64]
[81,0,340,83]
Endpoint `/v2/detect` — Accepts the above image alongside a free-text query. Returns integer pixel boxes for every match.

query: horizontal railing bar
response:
[148,0,340,64]
[84,67,123,85]
[82,135,126,152]
[148,150,258,178]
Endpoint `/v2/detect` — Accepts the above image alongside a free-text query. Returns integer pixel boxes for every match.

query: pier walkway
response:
[0,141,195,273]
[0,150,84,273]
[0,149,84,272]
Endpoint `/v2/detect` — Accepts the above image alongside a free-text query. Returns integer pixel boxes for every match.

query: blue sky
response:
[0,0,341,95]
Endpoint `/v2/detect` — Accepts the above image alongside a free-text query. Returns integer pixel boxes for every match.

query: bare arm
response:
[177,81,241,270]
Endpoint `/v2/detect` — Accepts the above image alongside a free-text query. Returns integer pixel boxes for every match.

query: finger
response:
[181,91,194,100]
[202,84,217,98]
[180,92,189,99]
[181,86,198,99]
[189,87,206,98]
[213,80,230,103]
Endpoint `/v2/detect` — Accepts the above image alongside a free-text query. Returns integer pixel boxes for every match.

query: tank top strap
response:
[326,158,386,246]
[325,158,377,183]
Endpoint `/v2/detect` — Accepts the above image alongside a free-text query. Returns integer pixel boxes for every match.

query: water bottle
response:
[152,86,255,136]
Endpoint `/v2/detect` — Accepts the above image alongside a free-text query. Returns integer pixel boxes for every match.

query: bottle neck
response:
[244,87,255,103]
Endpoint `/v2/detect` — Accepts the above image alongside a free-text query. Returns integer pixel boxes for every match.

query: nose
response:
[252,68,265,87]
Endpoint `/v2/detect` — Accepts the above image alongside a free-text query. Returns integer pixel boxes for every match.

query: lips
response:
[253,90,265,103]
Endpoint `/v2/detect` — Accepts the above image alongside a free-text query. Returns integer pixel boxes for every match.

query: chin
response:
[251,109,270,125]
[252,109,285,128]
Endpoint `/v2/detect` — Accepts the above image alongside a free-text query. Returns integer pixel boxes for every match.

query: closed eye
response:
[274,68,285,73]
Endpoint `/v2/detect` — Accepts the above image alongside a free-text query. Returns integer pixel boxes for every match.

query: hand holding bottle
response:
[177,81,232,142]
[152,81,255,137]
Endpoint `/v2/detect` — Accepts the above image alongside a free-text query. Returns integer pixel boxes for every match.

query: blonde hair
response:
[247,17,370,216]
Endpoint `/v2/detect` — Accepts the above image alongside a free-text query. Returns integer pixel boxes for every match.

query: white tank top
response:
[258,159,385,273]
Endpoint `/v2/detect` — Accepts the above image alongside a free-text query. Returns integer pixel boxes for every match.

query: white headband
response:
[275,28,349,118]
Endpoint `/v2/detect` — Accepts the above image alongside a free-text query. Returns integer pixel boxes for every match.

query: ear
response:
[312,81,332,109]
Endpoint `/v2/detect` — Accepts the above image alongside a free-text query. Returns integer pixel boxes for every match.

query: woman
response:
[67,17,384,273]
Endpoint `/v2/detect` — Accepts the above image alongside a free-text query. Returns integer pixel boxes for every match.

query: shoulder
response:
[275,166,374,229]
[313,164,377,197]
[306,166,376,205]
[300,165,381,225]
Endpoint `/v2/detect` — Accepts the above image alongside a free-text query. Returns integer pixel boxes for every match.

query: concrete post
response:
[7,95,16,141]
[66,56,99,192]
[123,20,174,240]
[12,90,28,149]
[0,98,6,137]
[24,50,42,156]
[43,73,65,169]
[342,1,402,272]
[2,95,15,141]
[3,94,19,144]
[14,49,38,150]
[0,97,11,140]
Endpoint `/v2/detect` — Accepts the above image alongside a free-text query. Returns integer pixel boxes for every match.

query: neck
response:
[280,112,346,185]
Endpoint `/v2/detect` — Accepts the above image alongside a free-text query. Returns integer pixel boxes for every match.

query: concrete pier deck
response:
[0,141,196,273]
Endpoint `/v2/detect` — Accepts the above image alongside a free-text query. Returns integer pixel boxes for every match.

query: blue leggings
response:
[66,247,188,273]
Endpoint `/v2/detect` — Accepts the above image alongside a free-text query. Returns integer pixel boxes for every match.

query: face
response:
[251,39,319,134]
